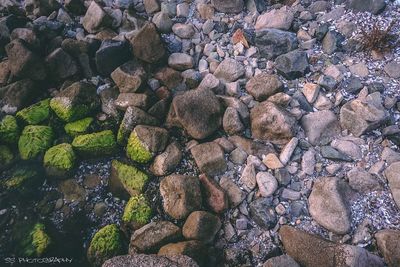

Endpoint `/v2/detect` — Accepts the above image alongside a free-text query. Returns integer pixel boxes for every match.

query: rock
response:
[190,142,226,176]
[182,211,221,244]
[321,146,352,162]
[95,40,131,76]
[144,0,160,14]
[282,188,301,200]
[43,143,76,178]
[301,110,341,146]
[160,175,202,219]
[263,153,283,169]
[301,149,315,175]
[64,0,85,15]
[126,125,169,163]
[150,141,182,176]
[0,145,14,171]
[331,139,362,160]
[58,179,87,203]
[375,229,400,267]
[214,58,245,83]
[168,53,194,71]
[199,174,228,213]
[347,0,386,15]
[255,7,294,31]
[347,167,382,193]
[251,101,297,145]
[2,163,43,196]
[130,23,165,63]
[111,60,146,93]
[308,176,352,234]
[103,254,198,267]
[211,0,244,13]
[263,255,300,267]
[152,12,173,33]
[45,48,77,80]
[279,226,385,267]
[384,61,400,79]
[0,115,19,145]
[130,221,181,253]
[166,89,222,139]
[72,130,117,157]
[122,194,151,230]
[349,62,369,78]
[18,125,53,160]
[158,241,207,266]
[1,79,38,113]
[172,23,195,39]
[228,136,275,158]
[384,162,400,209]
[249,198,277,229]
[25,0,60,16]
[223,107,244,135]
[114,93,149,111]
[256,172,278,197]
[255,29,298,60]
[246,73,283,101]
[322,31,344,54]
[279,137,298,165]
[240,163,256,191]
[219,176,245,207]
[109,160,148,199]
[275,50,309,80]
[82,1,112,33]
[16,98,50,125]
[318,75,337,91]
[87,224,124,267]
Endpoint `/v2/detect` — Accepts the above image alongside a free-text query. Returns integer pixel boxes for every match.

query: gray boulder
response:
[255,29,298,60]
[275,50,309,80]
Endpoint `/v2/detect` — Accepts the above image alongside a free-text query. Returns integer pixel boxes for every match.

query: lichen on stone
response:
[16,98,50,125]
[126,131,152,163]
[72,130,117,157]
[64,117,93,137]
[18,125,54,160]
[0,115,19,144]
[111,160,149,196]
[43,143,76,177]
[122,194,152,228]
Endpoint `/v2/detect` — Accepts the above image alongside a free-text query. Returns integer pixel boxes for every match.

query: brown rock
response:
[191,142,227,176]
[375,229,400,267]
[246,73,283,101]
[130,23,165,63]
[199,174,228,213]
[158,241,207,266]
[182,211,221,244]
[154,67,182,89]
[111,60,146,93]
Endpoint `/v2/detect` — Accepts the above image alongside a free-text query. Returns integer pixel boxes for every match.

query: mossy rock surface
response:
[64,117,93,137]
[0,115,19,144]
[126,131,152,163]
[0,145,14,171]
[16,98,50,125]
[15,222,51,257]
[44,143,76,177]
[122,194,152,230]
[18,125,54,160]
[1,164,43,197]
[87,224,124,267]
[72,130,117,157]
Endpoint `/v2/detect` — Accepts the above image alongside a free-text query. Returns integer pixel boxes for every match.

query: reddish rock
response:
[199,174,228,213]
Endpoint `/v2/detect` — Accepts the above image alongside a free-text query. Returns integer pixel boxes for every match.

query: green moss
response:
[18,223,51,257]
[64,117,93,137]
[30,223,51,256]
[126,131,152,163]
[16,99,50,125]
[2,164,43,196]
[43,143,76,176]
[87,224,123,266]
[18,125,54,160]
[117,125,127,146]
[122,195,151,228]
[0,145,14,169]
[0,115,19,144]
[72,130,116,157]
[112,160,148,196]
[50,98,90,123]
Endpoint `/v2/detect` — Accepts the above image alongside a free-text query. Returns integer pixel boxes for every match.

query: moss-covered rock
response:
[126,131,152,163]
[1,164,43,197]
[122,194,152,230]
[18,125,54,160]
[72,130,117,157]
[43,143,76,178]
[15,222,51,257]
[0,145,14,171]
[64,117,93,137]
[87,224,124,267]
[50,81,99,122]
[16,99,50,125]
[109,160,149,199]
[0,115,19,144]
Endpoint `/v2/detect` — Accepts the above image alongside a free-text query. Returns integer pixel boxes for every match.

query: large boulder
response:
[45,48,78,80]
[111,60,146,93]
[255,29,298,60]
[347,0,386,15]
[301,110,341,146]
[275,50,309,80]
[130,23,165,63]
[191,142,227,176]
[384,161,400,209]
[211,0,244,13]
[16,98,50,125]
[0,79,38,113]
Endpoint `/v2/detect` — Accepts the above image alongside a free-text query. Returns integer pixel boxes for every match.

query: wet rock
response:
[16,98,50,125]
[249,198,277,229]
[18,125,53,160]
[44,143,76,178]
[347,167,382,193]
[168,53,194,71]
[111,60,146,93]
[150,141,182,176]
[182,211,221,244]
[275,50,309,80]
[0,115,20,145]
[191,142,227,176]
[384,162,400,209]
[347,0,386,15]
[219,176,246,207]
[0,145,14,171]
[45,48,77,80]
[255,6,294,31]
[308,176,353,234]
[130,23,165,63]
[256,172,278,197]
[214,58,245,83]
[58,179,87,204]
[103,254,198,267]
[245,73,283,101]
[263,255,300,267]
[64,0,85,15]
[199,174,228,213]
[211,0,244,13]
[160,175,202,220]
[158,241,207,267]
[122,194,151,230]
[1,80,38,114]
[375,229,400,267]
[223,107,244,135]
[301,110,341,146]
[82,1,113,33]
[72,130,117,157]
[255,29,298,60]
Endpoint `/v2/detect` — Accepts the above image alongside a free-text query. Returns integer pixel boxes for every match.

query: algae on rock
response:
[0,145,14,171]
[64,117,93,137]
[16,98,50,125]
[122,194,152,230]
[18,125,54,160]
[72,130,117,157]
[43,143,76,177]
[0,115,20,144]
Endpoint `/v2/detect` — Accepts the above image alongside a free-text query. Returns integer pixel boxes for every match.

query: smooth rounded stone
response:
[182,211,221,244]
[346,0,386,14]
[158,240,207,267]
[160,175,202,220]
[103,254,199,267]
[375,229,400,267]
[229,147,247,165]
[152,12,173,33]
[347,167,382,193]
[308,176,353,234]
[331,139,362,160]
[263,255,300,267]
[214,58,245,83]
[129,221,182,253]
[199,174,228,213]
[384,162,400,209]
[172,23,195,39]
[301,110,341,146]
[256,172,278,197]
[82,1,112,33]
[301,149,315,175]
[168,53,193,71]
[255,6,294,31]
[245,73,283,101]
[240,163,256,192]
[263,153,283,169]
[166,88,222,139]
[251,101,297,145]
[223,107,244,135]
[255,29,298,60]
[384,61,400,79]
[211,0,244,13]
[191,142,227,176]
[130,23,165,63]
[111,60,146,93]
[249,198,277,230]
[279,226,385,267]
[275,50,309,80]
[279,137,298,165]
[220,176,246,207]
[150,141,182,176]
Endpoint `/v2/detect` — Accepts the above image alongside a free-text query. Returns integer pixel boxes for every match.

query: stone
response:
[172,23,195,39]
[16,98,50,125]
[0,145,14,171]
[25,0,60,16]
[301,110,341,146]
[349,62,369,78]
[347,0,386,15]
[384,162,400,209]
[263,153,284,169]
[214,58,245,83]
[302,83,320,104]
[249,198,277,229]
[166,89,222,139]
[251,101,297,145]
[43,143,76,178]
[103,254,198,267]
[255,7,294,31]
[95,40,131,76]
[256,172,278,197]
[0,115,19,144]
[158,241,207,266]
[255,29,298,60]
[211,0,244,13]
[45,48,77,80]
[64,0,85,15]
[384,61,400,79]
[114,93,149,111]
[246,73,283,101]
[321,146,352,162]
[279,137,298,165]
[331,139,362,160]
[182,211,221,244]
[347,167,382,193]
[111,60,146,93]
[263,255,300,267]
[191,142,227,176]
[223,107,244,135]
[168,53,194,71]
[240,163,256,191]
[322,31,344,54]
[220,176,246,207]
[282,188,301,201]
[275,50,309,80]
[144,0,160,14]
[318,75,337,91]
[308,176,353,234]
[18,125,53,160]
[122,194,151,230]
[60,179,87,203]
[71,130,116,157]
[82,1,112,33]
[150,141,182,176]
[302,149,315,175]
[199,174,228,213]
[130,23,165,63]
[375,229,400,267]
[160,175,202,220]
[152,12,173,33]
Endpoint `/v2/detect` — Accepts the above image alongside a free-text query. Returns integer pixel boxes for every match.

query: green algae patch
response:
[87,224,124,267]
[126,131,152,163]
[18,125,54,160]
[122,194,152,230]
[0,115,19,144]
[64,117,93,137]
[72,130,117,157]
[0,145,14,171]
[1,164,43,197]
[16,99,50,125]
[44,143,76,178]
[18,223,51,257]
